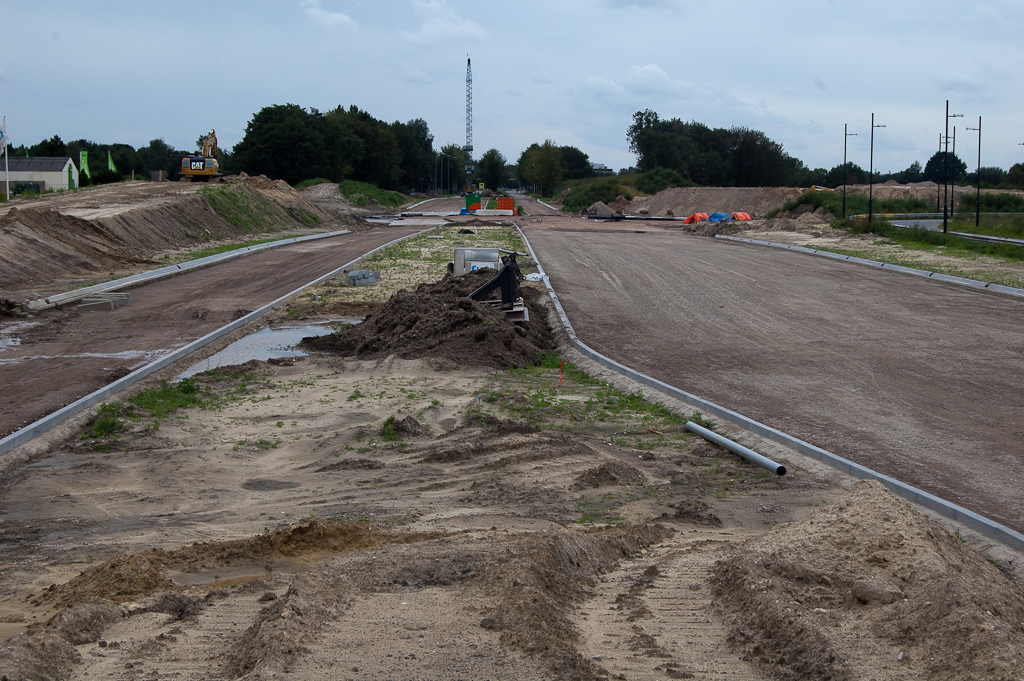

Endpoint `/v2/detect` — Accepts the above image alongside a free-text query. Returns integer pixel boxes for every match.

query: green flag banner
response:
[107,151,117,173]
[80,151,91,178]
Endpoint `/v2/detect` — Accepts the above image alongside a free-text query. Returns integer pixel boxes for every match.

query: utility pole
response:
[943,100,963,233]
[966,117,981,227]
[843,124,857,220]
[868,114,884,226]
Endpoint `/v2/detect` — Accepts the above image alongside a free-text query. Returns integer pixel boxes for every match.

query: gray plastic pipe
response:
[685,421,786,476]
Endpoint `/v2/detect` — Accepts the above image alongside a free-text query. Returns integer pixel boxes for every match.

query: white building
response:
[1,156,80,193]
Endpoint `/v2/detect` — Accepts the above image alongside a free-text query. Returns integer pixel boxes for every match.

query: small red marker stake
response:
[560,361,563,385]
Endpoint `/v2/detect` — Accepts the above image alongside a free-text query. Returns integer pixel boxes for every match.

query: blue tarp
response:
[708,212,731,222]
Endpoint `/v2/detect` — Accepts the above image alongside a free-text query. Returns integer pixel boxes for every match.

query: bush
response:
[957,192,1024,215]
[768,190,932,219]
[635,168,689,194]
[561,177,634,213]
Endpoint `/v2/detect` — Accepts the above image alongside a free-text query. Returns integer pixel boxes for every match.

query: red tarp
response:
[731,212,752,221]
[683,212,709,224]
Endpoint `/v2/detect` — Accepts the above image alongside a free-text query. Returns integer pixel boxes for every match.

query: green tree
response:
[29,135,67,157]
[438,144,466,193]
[1006,163,1024,188]
[923,151,967,184]
[824,162,866,187]
[232,104,328,185]
[516,143,540,189]
[516,141,564,196]
[391,118,434,192]
[322,107,364,182]
[477,148,507,190]
[560,146,593,180]
[137,138,184,178]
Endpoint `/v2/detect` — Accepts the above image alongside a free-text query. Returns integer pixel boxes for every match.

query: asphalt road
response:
[522,214,1024,533]
[0,226,422,438]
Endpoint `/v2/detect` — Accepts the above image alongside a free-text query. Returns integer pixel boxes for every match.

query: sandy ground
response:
[2,191,1024,680]
[3,329,1024,680]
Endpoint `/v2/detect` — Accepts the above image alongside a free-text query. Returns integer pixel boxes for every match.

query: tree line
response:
[626,109,1024,190]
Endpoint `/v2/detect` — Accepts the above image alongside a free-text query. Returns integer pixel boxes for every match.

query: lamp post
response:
[868,113,885,226]
[843,124,858,220]
[943,100,963,233]
[966,117,981,227]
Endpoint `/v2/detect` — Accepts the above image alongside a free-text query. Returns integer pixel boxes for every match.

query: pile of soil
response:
[628,186,804,218]
[222,172,292,190]
[585,201,615,216]
[711,480,1024,680]
[301,269,555,369]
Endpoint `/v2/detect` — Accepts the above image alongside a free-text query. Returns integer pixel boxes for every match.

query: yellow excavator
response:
[180,130,221,181]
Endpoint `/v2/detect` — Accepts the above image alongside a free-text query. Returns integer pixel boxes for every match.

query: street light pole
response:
[843,124,858,220]
[943,100,963,233]
[868,113,884,226]
[966,117,981,227]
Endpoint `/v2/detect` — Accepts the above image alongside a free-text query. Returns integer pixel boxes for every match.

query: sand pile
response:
[711,480,1024,681]
[301,269,555,368]
[585,201,615,216]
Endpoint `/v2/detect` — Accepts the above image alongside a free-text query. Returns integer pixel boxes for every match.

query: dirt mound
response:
[478,524,674,679]
[42,521,447,609]
[42,553,176,610]
[222,171,292,190]
[300,269,555,369]
[572,461,647,489]
[711,480,1024,681]
[586,201,615,216]
[629,186,803,218]
[0,633,78,680]
[608,195,632,213]
[0,181,368,298]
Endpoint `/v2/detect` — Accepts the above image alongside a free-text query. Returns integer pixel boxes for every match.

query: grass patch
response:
[129,379,204,418]
[338,180,407,208]
[198,184,292,233]
[848,220,1024,262]
[475,354,686,433]
[294,178,332,189]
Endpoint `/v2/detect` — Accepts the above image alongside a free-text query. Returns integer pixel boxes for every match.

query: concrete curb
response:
[0,229,427,460]
[516,225,1024,552]
[23,230,351,311]
[715,235,1024,300]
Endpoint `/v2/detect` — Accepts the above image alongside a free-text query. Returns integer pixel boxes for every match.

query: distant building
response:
[590,162,613,175]
[1,156,80,193]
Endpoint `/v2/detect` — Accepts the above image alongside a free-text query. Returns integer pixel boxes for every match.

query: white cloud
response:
[401,0,486,44]
[302,0,355,28]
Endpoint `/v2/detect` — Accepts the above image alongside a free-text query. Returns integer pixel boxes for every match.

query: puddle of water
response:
[177,321,355,379]
[0,320,39,351]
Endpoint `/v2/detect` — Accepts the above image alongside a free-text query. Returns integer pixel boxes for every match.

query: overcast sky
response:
[3,0,1022,176]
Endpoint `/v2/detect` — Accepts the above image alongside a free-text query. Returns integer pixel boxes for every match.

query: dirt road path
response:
[0,226,421,437]
[521,214,1024,533]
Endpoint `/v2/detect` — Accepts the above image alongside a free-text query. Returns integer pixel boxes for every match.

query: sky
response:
[3,0,1023,176]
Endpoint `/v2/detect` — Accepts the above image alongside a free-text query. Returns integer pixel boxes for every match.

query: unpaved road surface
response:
[0,227,421,437]
[521,209,1024,534]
